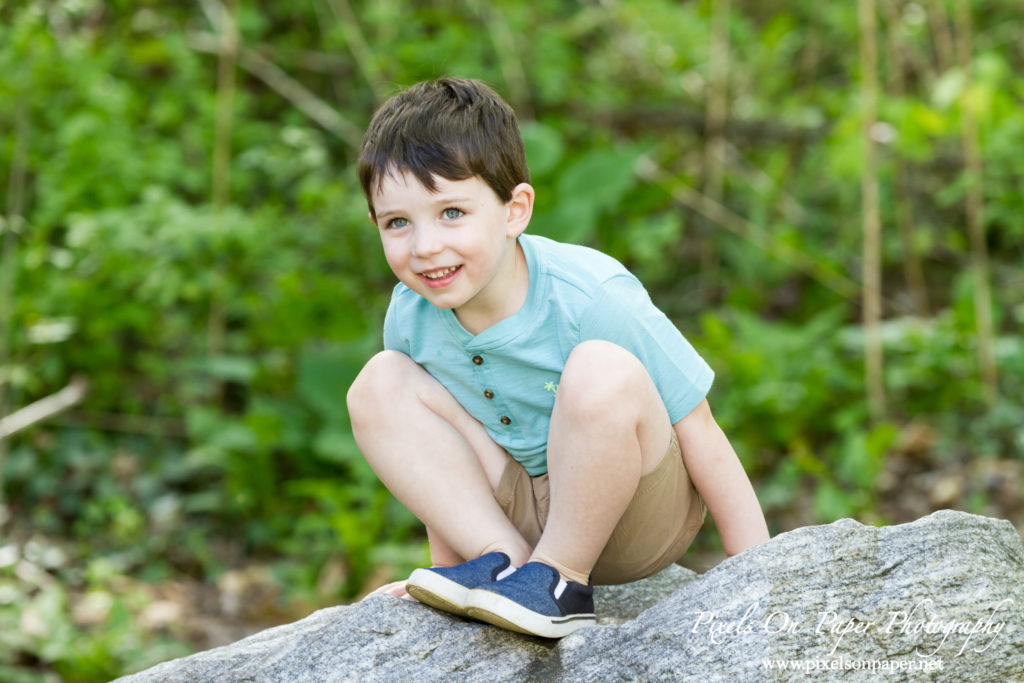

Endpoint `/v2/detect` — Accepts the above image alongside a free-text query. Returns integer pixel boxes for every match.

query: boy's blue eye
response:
[442,208,463,220]
[388,217,409,228]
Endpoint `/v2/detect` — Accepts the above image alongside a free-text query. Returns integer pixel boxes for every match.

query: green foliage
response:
[2,0,1024,678]
[531,145,643,244]
[0,534,191,682]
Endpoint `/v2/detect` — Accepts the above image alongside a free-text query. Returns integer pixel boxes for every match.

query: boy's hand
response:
[363,579,416,601]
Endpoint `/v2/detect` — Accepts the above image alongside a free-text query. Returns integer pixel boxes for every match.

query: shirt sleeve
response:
[577,275,713,423]
[382,288,409,353]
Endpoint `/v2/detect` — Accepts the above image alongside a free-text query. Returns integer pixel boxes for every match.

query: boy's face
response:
[370,171,533,332]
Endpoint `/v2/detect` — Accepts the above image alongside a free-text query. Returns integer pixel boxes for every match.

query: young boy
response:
[348,77,769,639]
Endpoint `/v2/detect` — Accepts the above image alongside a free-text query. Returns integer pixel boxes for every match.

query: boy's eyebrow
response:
[375,197,475,220]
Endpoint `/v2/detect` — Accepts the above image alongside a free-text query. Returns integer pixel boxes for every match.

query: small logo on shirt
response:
[544,381,558,394]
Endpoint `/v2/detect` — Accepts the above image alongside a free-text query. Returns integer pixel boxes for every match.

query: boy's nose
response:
[411,225,443,257]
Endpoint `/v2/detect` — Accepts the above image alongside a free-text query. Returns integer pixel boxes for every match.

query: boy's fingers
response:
[364,579,417,601]
[388,582,411,599]
[364,580,398,598]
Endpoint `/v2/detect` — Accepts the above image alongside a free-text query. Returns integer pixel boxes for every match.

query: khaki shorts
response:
[493,430,706,585]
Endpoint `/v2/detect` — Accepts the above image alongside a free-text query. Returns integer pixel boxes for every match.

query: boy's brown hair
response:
[358,77,530,216]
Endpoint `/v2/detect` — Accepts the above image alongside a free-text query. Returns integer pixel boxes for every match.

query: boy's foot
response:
[406,552,516,618]
[464,562,595,638]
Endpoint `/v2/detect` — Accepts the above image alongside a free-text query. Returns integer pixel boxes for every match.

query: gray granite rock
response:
[116,510,1024,682]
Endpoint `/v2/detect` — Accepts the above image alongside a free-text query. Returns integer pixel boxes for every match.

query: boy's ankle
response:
[480,541,531,568]
[528,551,591,586]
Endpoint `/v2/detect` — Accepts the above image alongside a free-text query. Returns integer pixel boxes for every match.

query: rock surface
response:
[116,510,1024,682]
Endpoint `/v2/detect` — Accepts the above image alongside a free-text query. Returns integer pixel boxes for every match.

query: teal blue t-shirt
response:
[383,233,714,475]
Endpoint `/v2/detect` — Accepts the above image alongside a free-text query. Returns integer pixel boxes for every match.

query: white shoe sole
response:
[464,588,595,639]
[406,569,471,618]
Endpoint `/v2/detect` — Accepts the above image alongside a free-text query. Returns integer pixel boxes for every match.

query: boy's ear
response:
[368,210,378,226]
[505,183,534,238]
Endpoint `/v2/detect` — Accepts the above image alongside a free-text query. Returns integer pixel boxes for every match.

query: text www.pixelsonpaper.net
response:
[762,657,944,673]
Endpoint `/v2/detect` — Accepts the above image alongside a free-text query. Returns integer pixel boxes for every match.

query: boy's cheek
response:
[382,252,409,279]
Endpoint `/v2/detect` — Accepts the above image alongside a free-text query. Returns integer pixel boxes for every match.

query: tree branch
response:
[0,376,89,440]
[593,107,829,144]
[636,156,861,303]
[324,0,389,103]
[188,31,364,150]
[54,411,188,439]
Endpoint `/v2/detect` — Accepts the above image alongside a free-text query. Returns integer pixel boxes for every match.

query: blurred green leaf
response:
[521,121,564,177]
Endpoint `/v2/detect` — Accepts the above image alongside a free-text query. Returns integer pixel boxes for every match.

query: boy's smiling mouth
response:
[419,265,463,287]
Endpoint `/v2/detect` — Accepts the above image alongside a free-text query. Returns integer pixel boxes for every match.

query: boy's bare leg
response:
[348,350,533,567]
[531,340,672,585]
[425,526,467,567]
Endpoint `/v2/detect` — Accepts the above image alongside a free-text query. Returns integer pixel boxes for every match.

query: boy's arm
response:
[673,398,769,556]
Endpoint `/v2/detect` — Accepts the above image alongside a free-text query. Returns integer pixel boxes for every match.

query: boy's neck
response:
[454,239,529,336]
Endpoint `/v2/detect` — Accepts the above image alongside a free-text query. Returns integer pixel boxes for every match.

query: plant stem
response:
[860,0,886,420]
[0,98,29,510]
[701,0,731,300]
[882,0,930,316]
[928,0,956,75]
[212,0,238,211]
[954,0,998,404]
[210,0,238,408]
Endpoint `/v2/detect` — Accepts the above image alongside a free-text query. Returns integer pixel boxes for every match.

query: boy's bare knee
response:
[557,341,646,418]
[347,350,412,424]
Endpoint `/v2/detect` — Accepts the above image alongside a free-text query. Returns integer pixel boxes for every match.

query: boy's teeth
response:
[423,266,457,279]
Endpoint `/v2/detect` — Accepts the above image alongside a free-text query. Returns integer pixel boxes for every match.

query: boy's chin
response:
[413,288,461,310]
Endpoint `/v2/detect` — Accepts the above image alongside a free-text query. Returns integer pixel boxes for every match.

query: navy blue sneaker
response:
[464,562,595,638]
[406,552,516,618]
